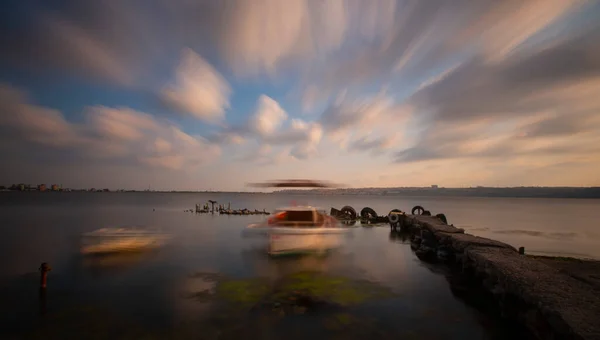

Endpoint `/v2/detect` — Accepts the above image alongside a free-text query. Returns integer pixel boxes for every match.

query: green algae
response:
[216,278,270,307]
[333,312,352,325]
[187,270,396,310]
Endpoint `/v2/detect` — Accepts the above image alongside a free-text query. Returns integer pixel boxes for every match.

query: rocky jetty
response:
[403,213,600,340]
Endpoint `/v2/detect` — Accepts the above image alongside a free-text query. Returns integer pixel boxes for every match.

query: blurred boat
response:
[80,227,171,255]
[245,205,350,255]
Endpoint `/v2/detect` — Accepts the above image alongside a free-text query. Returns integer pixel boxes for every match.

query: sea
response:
[1,192,598,339]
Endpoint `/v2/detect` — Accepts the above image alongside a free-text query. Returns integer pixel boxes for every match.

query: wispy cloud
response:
[160,48,231,123]
[0,84,220,174]
[1,1,599,188]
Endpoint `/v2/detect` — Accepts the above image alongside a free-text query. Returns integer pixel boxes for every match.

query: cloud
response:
[1,1,590,94]
[299,1,588,104]
[0,2,161,86]
[219,0,311,77]
[393,114,600,165]
[160,48,231,123]
[212,95,324,163]
[0,84,80,147]
[455,0,584,62]
[265,119,322,144]
[388,17,600,165]
[207,130,246,145]
[320,93,395,133]
[2,1,600,188]
[219,0,397,77]
[348,135,397,155]
[286,120,323,159]
[0,84,220,172]
[236,144,273,163]
[408,55,599,126]
[316,91,410,153]
[520,114,597,138]
[249,95,288,136]
[85,106,221,168]
[87,106,160,142]
[1,0,401,83]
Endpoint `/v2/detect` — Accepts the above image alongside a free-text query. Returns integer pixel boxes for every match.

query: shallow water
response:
[1,192,596,338]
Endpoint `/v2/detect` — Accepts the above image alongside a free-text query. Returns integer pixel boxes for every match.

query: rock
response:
[437,245,454,262]
[421,238,437,248]
[416,245,436,262]
[404,210,600,339]
[410,236,422,250]
[409,215,465,234]
[437,232,516,253]
[421,229,435,241]
[465,247,600,340]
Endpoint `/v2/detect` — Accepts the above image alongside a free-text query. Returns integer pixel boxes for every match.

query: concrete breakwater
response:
[399,212,600,340]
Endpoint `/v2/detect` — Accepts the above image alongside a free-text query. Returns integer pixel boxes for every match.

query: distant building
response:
[431,185,438,189]
[38,184,47,192]
[18,184,25,191]
[51,184,59,191]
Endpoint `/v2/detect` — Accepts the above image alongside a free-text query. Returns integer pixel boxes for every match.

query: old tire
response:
[342,220,357,227]
[388,213,400,224]
[360,207,378,219]
[340,206,357,220]
[411,205,425,215]
[435,213,448,224]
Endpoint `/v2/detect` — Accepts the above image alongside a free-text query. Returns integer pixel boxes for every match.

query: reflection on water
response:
[388,230,411,244]
[0,192,575,339]
[178,269,400,339]
[241,247,334,280]
[492,229,577,239]
[80,226,172,255]
[80,251,160,276]
[1,230,531,340]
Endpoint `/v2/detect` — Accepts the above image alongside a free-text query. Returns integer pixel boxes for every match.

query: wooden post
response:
[39,287,47,316]
[39,262,51,289]
[519,247,525,255]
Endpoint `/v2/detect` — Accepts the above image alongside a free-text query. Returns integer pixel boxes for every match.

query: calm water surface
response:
[1,192,597,339]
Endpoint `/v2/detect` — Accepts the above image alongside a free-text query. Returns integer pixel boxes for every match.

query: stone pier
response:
[405,214,600,340]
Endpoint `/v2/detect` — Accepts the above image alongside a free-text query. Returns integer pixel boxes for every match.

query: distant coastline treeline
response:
[273,187,600,199]
[2,185,600,199]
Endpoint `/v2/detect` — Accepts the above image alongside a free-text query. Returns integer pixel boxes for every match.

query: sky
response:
[0,0,599,191]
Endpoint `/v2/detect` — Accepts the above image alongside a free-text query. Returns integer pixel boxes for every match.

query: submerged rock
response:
[184,270,397,317]
[416,245,437,262]
[410,236,422,250]
[437,245,455,263]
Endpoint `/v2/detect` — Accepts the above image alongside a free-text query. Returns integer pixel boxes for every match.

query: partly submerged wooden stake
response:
[39,262,51,289]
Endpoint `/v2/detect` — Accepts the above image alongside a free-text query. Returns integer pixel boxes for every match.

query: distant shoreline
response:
[2,187,599,199]
[272,187,600,199]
